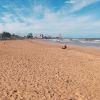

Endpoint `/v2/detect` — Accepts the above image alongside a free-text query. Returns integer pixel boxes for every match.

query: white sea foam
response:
[79,40,100,43]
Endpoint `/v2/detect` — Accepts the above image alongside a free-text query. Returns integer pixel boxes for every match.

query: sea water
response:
[43,39,100,48]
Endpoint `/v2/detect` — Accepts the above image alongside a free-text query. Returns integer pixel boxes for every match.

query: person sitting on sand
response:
[62,45,67,49]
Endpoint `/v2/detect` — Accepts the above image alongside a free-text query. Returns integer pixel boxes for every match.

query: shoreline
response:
[31,39,100,50]
[39,39,100,49]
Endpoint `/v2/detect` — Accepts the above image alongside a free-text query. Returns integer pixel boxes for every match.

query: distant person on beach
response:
[62,45,67,49]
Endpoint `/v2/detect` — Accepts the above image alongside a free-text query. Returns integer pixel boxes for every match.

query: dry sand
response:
[0,40,100,100]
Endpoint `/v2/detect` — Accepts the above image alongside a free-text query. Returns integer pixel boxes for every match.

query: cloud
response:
[1,10,99,37]
[70,0,99,12]
[0,0,100,37]
[65,0,76,4]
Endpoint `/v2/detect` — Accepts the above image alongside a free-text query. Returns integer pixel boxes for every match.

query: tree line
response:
[0,32,33,40]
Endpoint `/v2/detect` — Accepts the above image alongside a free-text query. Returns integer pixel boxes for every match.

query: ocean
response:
[43,39,100,48]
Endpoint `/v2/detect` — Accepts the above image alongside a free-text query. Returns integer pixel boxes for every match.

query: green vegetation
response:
[27,33,33,39]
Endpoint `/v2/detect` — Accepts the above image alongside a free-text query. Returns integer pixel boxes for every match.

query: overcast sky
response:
[0,0,100,37]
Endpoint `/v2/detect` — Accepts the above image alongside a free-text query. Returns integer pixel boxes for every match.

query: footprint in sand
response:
[68,92,87,100]
[75,92,86,100]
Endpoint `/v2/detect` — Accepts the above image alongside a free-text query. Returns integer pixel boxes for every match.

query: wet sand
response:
[0,40,100,100]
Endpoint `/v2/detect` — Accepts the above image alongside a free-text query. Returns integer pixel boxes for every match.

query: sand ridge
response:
[0,40,100,100]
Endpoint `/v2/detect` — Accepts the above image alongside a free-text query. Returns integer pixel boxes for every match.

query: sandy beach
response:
[0,40,100,100]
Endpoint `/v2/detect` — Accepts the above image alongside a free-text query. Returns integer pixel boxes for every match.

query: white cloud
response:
[70,0,99,12]
[0,24,3,33]
[65,0,76,4]
[0,1,100,37]
[1,10,99,37]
